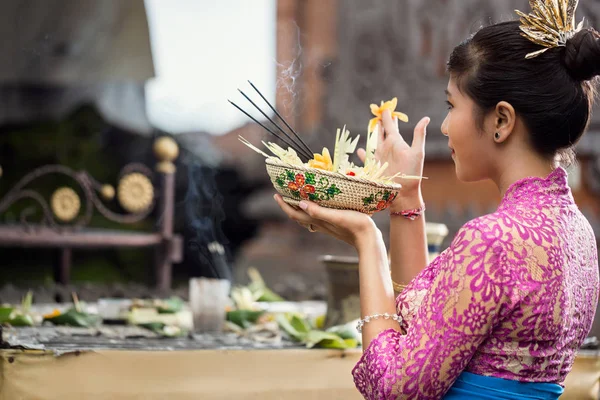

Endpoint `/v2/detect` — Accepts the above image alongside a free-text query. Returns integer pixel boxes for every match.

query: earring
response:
[494,132,501,141]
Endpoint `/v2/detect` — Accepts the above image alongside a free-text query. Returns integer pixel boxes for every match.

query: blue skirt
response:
[443,372,564,400]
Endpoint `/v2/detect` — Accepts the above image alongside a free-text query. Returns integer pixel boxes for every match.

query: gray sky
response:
[144,0,277,135]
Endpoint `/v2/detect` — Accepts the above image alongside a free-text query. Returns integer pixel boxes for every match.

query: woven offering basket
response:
[265,158,402,215]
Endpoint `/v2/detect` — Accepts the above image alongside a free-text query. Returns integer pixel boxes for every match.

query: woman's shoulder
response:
[454,205,564,255]
[453,211,507,239]
[451,209,536,249]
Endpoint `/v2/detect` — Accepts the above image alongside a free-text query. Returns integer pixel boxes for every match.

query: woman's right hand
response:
[357,110,430,208]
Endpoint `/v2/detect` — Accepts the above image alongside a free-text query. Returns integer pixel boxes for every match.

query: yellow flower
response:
[308,148,333,171]
[43,309,61,319]
[368,97,409,133]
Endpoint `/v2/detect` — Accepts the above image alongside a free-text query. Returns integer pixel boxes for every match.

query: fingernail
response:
[273,194,278,200]
[299,201,308,210]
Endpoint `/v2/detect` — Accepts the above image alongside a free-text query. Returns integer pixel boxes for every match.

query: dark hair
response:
[447,21,600,164]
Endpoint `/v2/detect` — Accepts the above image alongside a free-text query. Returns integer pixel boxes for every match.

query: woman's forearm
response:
[356,226,402,348]
[389,192,429,286]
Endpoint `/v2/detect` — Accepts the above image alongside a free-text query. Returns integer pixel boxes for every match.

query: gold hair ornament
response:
[516,0,584,59]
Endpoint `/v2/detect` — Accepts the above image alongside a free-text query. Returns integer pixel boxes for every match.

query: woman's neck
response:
[494,153,556,197]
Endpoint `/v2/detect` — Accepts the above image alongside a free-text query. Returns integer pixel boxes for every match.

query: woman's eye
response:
[446,101,453,110]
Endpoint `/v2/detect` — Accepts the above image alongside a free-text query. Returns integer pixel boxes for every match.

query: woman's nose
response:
[441,115,449,137]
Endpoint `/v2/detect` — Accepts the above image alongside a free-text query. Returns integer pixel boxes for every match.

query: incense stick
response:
[237,89,313,160]
[247,80,313,155]
[228,100,312,161]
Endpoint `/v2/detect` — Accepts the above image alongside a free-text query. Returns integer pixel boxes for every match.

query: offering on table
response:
[127,296,192,331]
[130,297,185,314]
[231,83,422,214]
[43,293,101,327]
[0,291,36,327]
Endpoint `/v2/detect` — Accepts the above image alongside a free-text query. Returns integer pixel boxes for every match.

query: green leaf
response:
[289,315,311,335]
[316,338,353,349]
[7,314,34,327]
[1,299,36,326]
[44,308,101,327]
[308,193,318,201]
[255,288,285,302]
[326,324,361,342]
[305,330,349,349]
[286,170,296,181]
[0,307,14,324]
[226,310,265,328]
[382,191,390,201]
[276,177,285,188]
[363,195,374,206]
[156,297,184,314]
[138,322,184,337]
[305,172,316,185]
[138,322,165,334]
[246,268,286,302]
[275,314,306,342]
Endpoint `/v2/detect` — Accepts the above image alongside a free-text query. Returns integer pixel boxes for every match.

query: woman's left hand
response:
[273,194,381,249]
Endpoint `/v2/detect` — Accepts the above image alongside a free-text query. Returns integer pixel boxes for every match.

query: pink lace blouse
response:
[352,167,599,399]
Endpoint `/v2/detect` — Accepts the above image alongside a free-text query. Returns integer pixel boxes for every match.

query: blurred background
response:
[0,0,598,303]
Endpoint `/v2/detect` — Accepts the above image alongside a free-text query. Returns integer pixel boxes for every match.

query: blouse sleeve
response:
[395,254,445,330]
[352,218,525,399]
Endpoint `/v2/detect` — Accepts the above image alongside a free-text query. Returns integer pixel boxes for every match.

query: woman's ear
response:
[493,101,516,143]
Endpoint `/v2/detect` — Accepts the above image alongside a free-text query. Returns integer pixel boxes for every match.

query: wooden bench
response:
[0,137,182,291]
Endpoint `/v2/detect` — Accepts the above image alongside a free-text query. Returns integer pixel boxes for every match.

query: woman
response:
[274,3,599,400]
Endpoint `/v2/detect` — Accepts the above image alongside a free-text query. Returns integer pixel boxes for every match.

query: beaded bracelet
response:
[356,312,403,333]
[390,204,426,220]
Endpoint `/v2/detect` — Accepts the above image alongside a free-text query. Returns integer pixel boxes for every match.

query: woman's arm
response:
[273,196,402,347]
[355,222,401,347]
[374,111,431,285]
[389,193,429,287]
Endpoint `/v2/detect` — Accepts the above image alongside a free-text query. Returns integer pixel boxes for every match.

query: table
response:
[1,325,598,399]
[0,325,363,399]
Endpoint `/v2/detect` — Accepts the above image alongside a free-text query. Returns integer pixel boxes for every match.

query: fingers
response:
[275,194,339,227]
[411,116,430,153]
[274,194,315,225]
[297,198,345,227]
[297,221,317,232]
[298,199,327,221]
[357,148,366,163]
[382,110,406,144]
[277,195,340,234]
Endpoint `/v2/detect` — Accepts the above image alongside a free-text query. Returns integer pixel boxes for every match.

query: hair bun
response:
[564,28,600,81]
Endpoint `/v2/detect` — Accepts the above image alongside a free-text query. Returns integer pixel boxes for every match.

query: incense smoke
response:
[275,21,304,113]
[184,161,232,281]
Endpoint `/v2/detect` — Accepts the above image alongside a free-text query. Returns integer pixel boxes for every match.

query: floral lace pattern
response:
[352,168,599,399]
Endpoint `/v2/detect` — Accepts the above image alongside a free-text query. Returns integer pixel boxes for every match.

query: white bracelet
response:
[356,312,402,333]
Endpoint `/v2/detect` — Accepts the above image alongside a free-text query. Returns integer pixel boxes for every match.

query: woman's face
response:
[441,78,496,182]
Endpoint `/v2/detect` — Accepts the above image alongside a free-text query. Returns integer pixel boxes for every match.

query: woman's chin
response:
[455,163,485,183]
[454,161,470,182]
